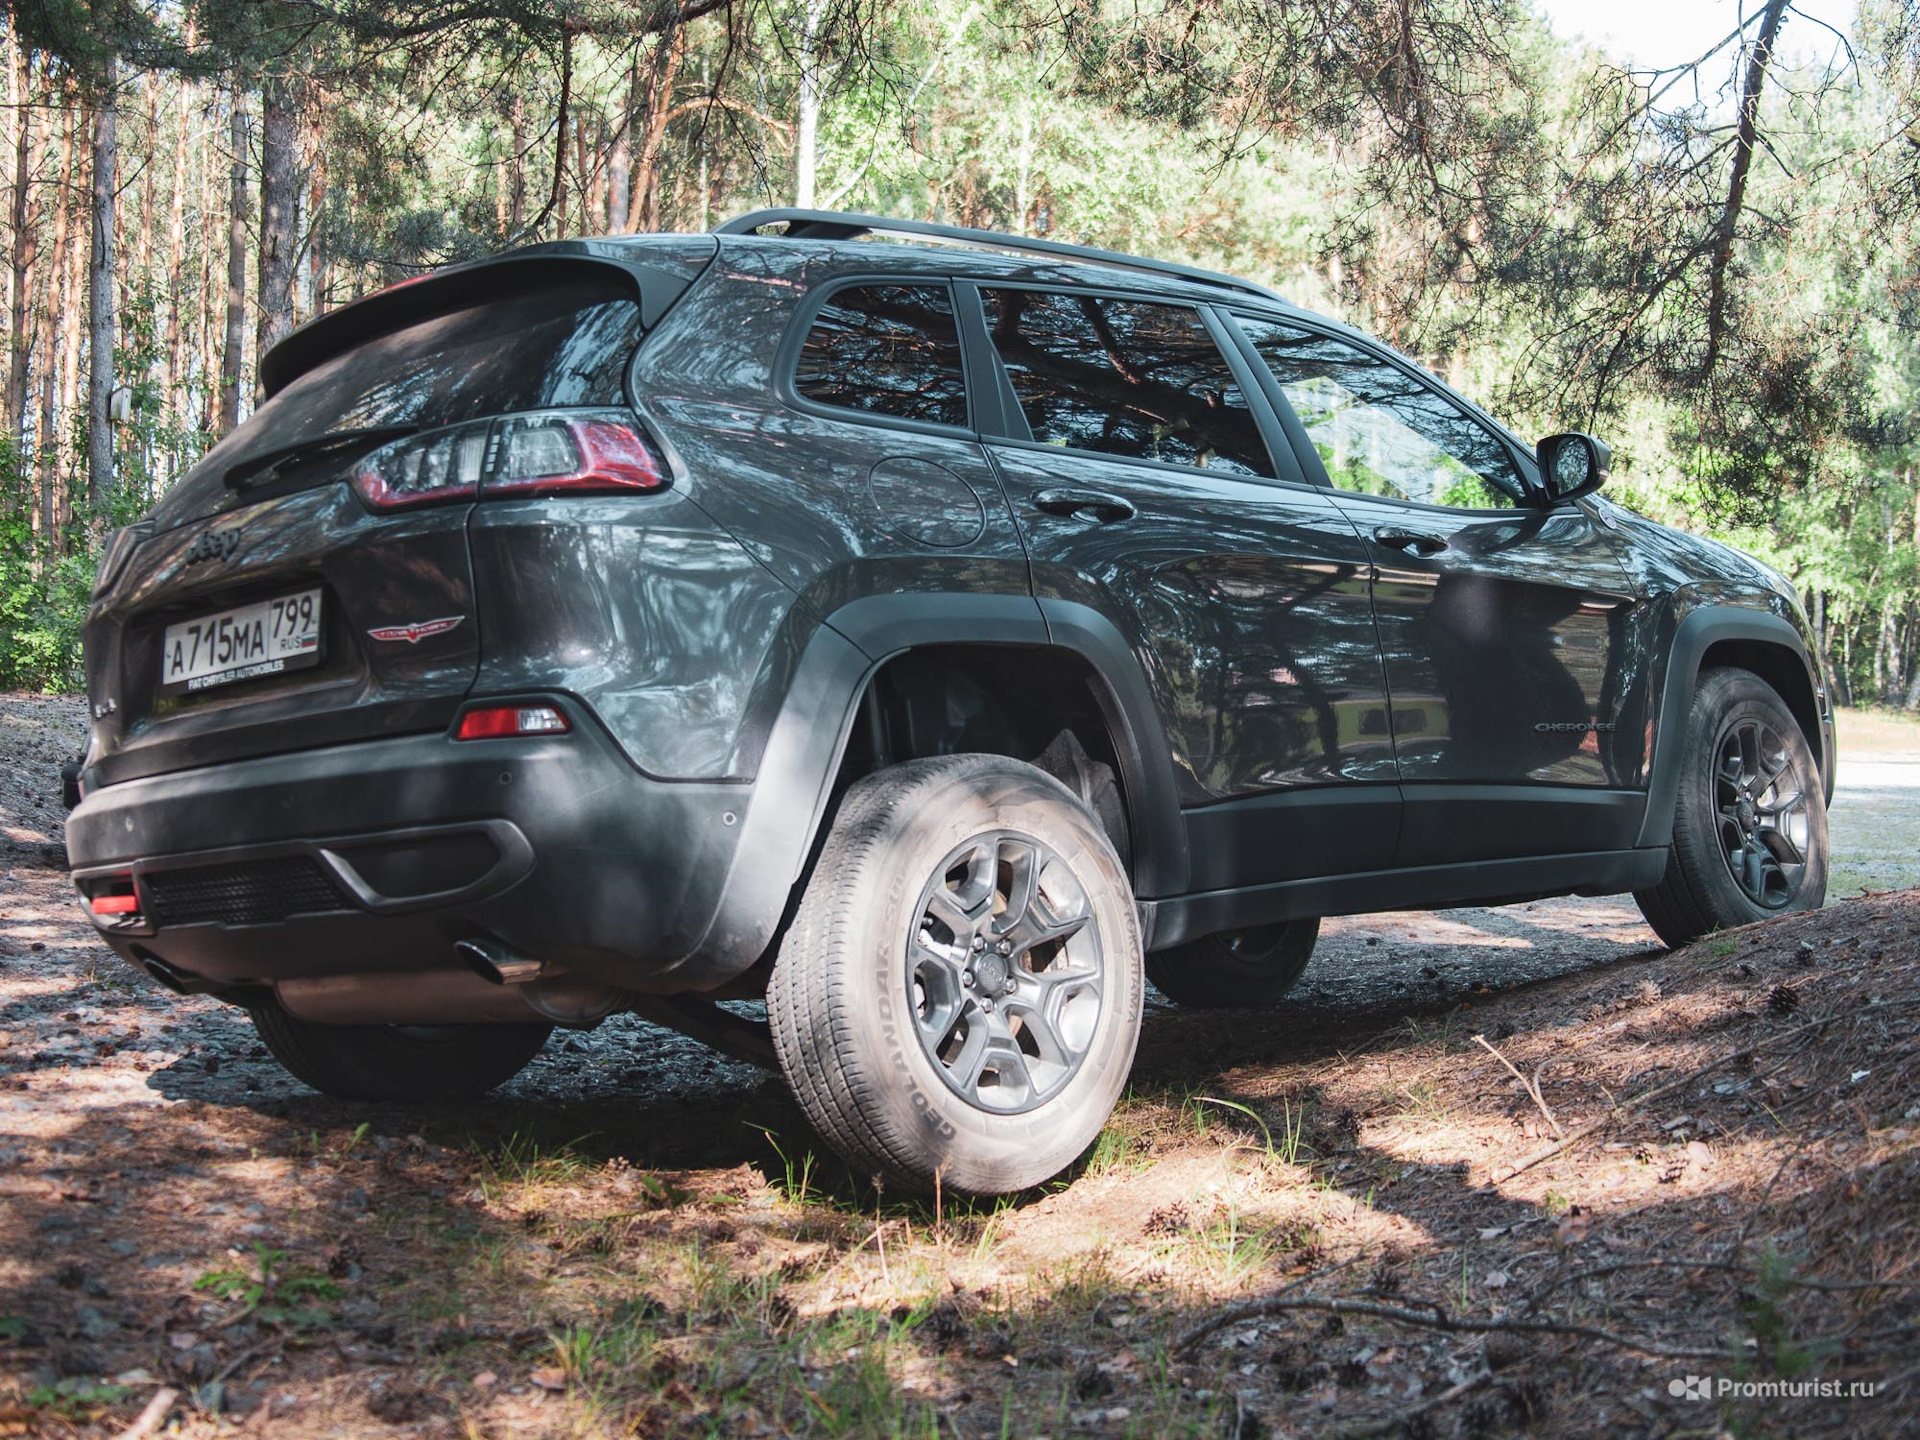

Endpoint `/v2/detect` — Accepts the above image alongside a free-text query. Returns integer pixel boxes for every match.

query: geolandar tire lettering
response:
[1634,667,1829,948]
[766,753,1143,1196]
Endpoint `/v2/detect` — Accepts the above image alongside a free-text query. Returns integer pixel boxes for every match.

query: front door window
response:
[1234,318,1525,510]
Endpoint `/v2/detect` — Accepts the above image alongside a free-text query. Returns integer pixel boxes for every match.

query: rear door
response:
[85,268,650,786]
[965,283,1399,893]
[1226,313,1646,867]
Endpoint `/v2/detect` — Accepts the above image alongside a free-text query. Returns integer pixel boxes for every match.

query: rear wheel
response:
[248,996,552,1101]
[767,754,1142,1195]
[1634,667,1827,948]
[1146,918,1319,1009]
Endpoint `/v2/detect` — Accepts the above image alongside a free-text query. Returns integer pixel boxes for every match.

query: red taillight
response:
[484,415,668,498]
[351,410,668,511]
[454,704,571,741]
[352,423,485,510]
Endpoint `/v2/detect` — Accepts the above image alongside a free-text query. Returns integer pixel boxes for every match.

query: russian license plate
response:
[159,588,324,694]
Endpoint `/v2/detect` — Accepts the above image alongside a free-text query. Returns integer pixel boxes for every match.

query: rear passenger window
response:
[794,284,969,428]
[980,289,1272,477]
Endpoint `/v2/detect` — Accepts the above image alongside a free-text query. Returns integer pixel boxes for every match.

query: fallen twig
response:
[1336,1368,1497,1439]
[1474,1033,1562,1138]
[1525,1255,1920,1309]
[1174,1292,1721,1361]
[113,1388,178,1440]
[211,1334,283,1386]
[1493,997,1920,1183]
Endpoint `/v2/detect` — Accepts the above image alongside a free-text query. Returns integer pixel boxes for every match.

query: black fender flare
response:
[1635,605,1829,850]
[681,593,1187,983]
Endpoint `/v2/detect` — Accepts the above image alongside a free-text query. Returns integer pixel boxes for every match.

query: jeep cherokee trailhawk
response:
[67,210,1835,1195]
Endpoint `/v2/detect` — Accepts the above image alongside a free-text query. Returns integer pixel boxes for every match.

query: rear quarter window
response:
[792,283,969,429]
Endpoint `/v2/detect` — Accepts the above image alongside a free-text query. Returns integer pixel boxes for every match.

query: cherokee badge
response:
[367,615,465,644]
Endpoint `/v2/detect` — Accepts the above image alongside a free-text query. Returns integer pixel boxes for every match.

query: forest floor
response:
[2,695,1918,1437]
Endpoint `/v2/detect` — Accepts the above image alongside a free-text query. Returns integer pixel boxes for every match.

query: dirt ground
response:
[3,694,1918,1437]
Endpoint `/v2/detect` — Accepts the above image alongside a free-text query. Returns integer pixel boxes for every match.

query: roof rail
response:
[715,208,1286,306]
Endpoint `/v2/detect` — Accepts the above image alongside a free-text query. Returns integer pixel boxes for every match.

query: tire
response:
[767,754,1143,1196]
[247,997,552,1101]
[1634,667,1828,948]
[1146,918,1320,1009]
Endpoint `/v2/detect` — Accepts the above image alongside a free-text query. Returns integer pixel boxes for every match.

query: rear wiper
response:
[223,424,419,491]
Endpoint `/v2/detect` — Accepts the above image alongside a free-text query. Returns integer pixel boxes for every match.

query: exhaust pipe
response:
[131,948,228,996]
[456,938,544,985]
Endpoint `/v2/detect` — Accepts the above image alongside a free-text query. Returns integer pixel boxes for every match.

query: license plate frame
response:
[158,587,325,695]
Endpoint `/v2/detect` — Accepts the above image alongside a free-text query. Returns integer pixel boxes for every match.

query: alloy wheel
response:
[1713,716,1810,909]
[907,832,1104,1114]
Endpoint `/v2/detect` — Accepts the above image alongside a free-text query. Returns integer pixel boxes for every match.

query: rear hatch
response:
[84,241,715,787]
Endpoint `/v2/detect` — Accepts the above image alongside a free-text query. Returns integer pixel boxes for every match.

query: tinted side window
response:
[981,289,1272,477]
[793,283,969,428]
[1236,318,1524,509]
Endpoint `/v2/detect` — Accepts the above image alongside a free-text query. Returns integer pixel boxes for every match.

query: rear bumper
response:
[65,696,763,995]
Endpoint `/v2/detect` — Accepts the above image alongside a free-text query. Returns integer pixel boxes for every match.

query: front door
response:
[1227,313,1647,867]
[965,284,1399,893]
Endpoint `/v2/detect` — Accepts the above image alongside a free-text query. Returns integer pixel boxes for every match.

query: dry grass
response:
[2,884,1917,1436]
[4,693,1918,1435]
[1834,705,1920,759]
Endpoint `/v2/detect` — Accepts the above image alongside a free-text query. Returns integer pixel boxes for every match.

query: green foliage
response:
[24,1377,131,1420]
[194,1243,344,1329]
[6,0,1920,701]
[1732,1244,1840,1379]
[0,443,95,693]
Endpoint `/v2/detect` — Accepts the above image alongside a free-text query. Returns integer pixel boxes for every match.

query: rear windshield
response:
[151,273,643,525]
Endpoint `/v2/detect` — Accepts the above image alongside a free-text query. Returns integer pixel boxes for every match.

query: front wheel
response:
[767,754,1143,1195]
[1634,667,1828,948]
[248,997,552,1101]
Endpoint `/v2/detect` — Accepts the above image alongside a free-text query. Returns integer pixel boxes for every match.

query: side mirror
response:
[1536,432,1611,503]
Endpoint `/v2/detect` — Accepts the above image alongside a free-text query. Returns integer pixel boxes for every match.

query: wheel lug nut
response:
[980,998,993,1012]
[971,935,986,952]
[996,938,1013,956]
[962,972,975,988]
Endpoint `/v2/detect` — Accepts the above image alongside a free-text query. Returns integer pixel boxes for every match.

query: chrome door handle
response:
[1373,526,1449,556]
[1034,488,1137,524]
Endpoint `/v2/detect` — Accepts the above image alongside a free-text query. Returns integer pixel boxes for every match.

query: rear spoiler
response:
[258,236,720,400]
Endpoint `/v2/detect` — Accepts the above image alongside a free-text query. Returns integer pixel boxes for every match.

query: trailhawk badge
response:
[367,615,465,644]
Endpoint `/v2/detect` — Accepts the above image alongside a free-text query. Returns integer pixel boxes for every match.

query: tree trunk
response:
[508,94,526,232]
[633,29,686,233]
[306,126,326,321]
[794,0,826,208]
[6,40,36,438]
[36,100,71,538]
[1701,0,1789,378]
[166,69,189,421]
[1,26,13,371]
[256,72,299,358]
[87,55,118,515]
[219,91,250,432]
[198,90,219,434]
[607,55,636,232]
[58,139,85,533]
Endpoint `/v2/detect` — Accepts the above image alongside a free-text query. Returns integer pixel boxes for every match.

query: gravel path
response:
[4,691,1915,1113]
